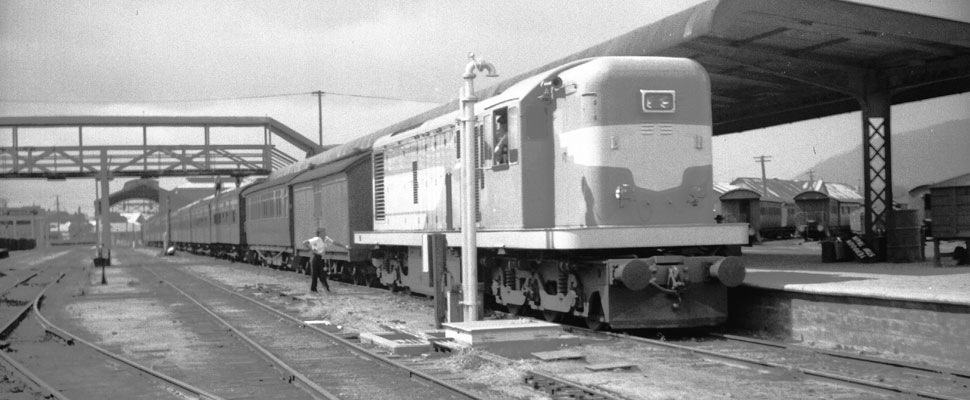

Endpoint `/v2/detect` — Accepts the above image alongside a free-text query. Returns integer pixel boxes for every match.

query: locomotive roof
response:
[372,59,595,148]
[372,57,702,147]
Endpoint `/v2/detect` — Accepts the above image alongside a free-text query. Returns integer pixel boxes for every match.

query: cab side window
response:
[492,107,518,167]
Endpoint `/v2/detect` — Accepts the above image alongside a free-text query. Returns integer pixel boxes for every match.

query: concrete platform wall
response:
[728,287,970,370]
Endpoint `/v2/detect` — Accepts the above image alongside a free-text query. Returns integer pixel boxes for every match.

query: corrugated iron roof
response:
[931,172,970,189]
[729,177,863,203]
[713,182,740,196]
[730,177,808,202]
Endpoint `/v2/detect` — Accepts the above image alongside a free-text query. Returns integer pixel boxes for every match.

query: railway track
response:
[19,247,964,399]
[144,264,482,400]
[558,324,970,400]
[0,257,222,400]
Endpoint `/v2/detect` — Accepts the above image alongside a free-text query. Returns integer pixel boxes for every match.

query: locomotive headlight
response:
[615,184,635,208]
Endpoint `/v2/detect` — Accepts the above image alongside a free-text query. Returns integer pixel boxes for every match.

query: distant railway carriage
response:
[929,174,970,240]
[145,56,749,330]
[241,179,292,266]
[719,187,796,241]
[288,152,374,282]
[0,206,46,250]
[210,187,244,259]
[188,197,212,250]
[794,188,861,240]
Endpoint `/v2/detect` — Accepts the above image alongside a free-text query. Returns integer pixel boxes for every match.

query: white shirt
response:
[305,236,333,255]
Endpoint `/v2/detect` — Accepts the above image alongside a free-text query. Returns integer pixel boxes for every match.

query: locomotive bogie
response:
[368,244,463,296]
[486,251,744,329]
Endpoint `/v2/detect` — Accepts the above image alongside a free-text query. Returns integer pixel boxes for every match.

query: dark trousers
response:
[310,254,330,292]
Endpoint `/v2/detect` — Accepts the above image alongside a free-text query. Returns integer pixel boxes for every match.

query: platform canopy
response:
[504,0,969,135]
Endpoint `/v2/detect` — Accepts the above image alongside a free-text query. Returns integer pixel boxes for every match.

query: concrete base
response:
[443,318,564,345]
[441,319,580,359]
[729,286,970,370]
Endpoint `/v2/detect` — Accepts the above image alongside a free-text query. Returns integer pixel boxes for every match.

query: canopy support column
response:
[859,75,893,257]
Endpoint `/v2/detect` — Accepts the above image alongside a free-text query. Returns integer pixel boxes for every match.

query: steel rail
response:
[31,274,226,400]
[0,272,38,296]
[473,351,626,400]
[145,267,340,400]
[563,326,966,400]
[178,267,486,400]
[0,274,68,399]
[0,273,40,339]
[710,333,970,380]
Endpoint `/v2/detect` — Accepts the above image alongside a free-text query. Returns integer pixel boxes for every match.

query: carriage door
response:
[739,200,751,223]
[291,183,316,250]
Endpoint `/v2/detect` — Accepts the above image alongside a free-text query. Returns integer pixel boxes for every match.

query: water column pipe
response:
[460,53,498,322]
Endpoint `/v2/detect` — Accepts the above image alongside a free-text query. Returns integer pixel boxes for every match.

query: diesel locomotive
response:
[145,57,748,330]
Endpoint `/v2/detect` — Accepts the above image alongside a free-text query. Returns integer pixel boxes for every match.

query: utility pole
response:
[313,91,324,146]
[754,155,773,196]
[56,195,61,236]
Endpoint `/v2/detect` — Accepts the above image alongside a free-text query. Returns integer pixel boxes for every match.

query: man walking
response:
[303,228,336,293]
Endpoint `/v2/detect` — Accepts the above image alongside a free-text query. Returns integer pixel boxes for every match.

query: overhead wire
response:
[0,90,442,105]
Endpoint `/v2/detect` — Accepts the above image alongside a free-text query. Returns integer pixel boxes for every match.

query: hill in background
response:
[796,119,970,203]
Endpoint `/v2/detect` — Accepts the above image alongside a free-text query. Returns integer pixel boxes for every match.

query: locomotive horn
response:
[541,77,563,88]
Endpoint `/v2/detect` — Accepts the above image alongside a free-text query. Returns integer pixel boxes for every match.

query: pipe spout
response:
[464,53,499,78]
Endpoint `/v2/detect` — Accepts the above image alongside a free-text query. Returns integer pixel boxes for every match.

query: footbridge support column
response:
[97,150,112,267]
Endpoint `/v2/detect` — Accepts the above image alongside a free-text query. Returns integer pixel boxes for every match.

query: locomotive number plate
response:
[641,90,675,113]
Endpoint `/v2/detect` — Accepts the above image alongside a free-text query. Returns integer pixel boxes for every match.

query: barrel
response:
[888,209,921,263]
[821,240,836,263]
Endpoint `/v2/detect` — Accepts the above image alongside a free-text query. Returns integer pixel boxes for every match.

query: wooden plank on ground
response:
[532,349,585,361]
[585,362,637,371]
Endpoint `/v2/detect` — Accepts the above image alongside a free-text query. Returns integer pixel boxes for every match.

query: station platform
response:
[741,239,970,306]
[729,239,970,371]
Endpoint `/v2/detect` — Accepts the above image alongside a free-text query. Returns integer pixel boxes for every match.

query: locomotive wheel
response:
[506,304,523,316]
[586,316,608,331]
[542,310,565,323]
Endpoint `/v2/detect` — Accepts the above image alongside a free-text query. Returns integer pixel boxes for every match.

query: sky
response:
[1,0,969,216]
